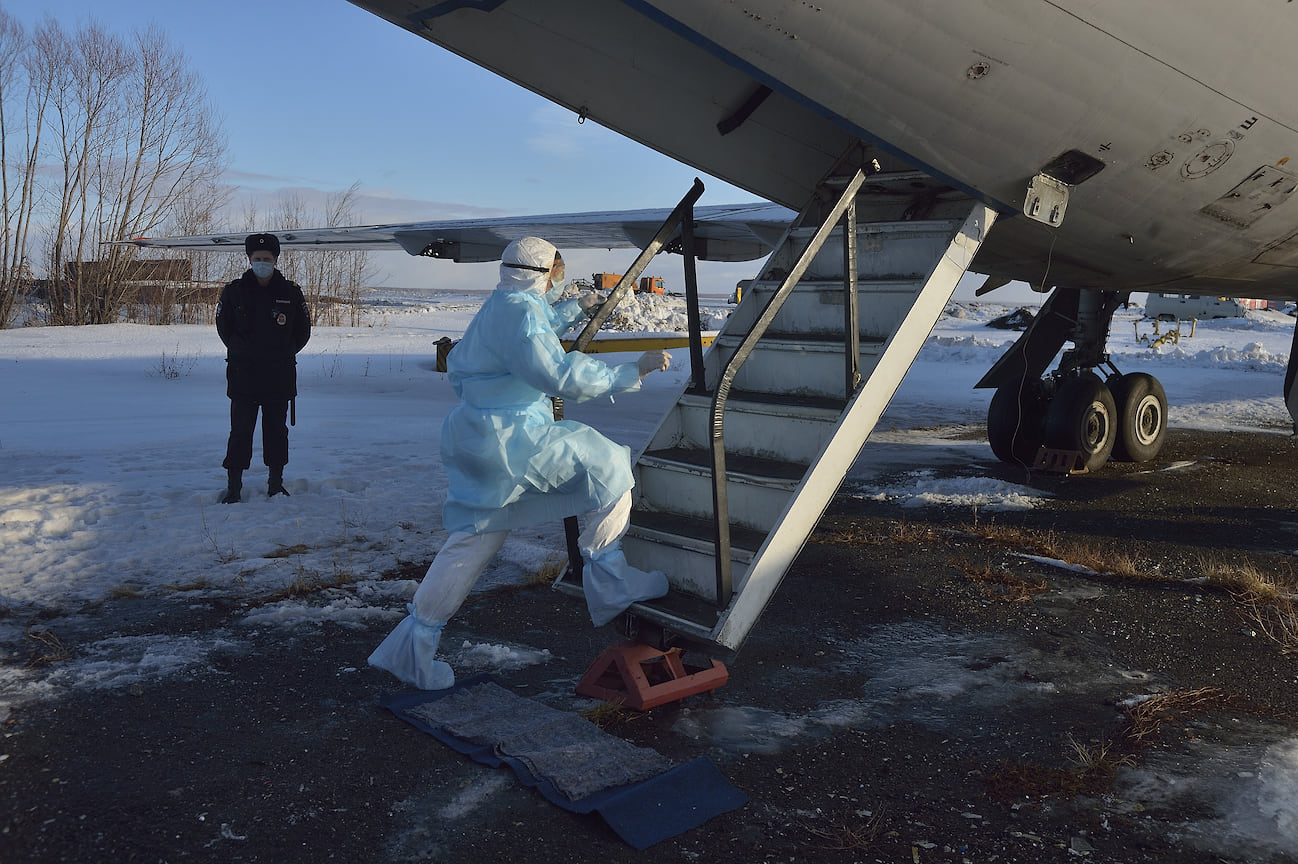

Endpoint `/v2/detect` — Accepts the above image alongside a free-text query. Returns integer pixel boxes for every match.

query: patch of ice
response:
[453,640,553,673]
[849,469,1049,510]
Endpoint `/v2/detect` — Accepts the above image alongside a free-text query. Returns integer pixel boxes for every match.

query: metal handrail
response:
[560,178,706,579]
[708,168,868,608]
[568,178,705,353]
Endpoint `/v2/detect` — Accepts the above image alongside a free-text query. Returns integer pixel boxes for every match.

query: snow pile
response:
[569,288,732,333]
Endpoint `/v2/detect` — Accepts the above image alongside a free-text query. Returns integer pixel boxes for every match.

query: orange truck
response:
[592,273,665,294]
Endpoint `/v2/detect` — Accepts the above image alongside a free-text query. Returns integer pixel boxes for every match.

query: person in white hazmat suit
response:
[369,236,672,690]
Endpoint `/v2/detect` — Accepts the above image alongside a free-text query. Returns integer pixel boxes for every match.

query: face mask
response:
[250,261,275,280]
[544,278,568,303]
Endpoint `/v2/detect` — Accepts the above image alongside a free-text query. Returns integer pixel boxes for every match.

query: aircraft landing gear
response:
[1044,372,1117,472]
[1109,371,1168,462]
[986,380,1046,465]
[979,287,1168,472]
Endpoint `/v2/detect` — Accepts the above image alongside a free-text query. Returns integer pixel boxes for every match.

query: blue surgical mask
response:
[250,261,275,280]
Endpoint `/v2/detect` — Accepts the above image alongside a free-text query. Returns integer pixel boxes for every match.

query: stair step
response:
[630,509,765,554]
[662,390,843,463]
[620,511,762,606]
[704,334,884,399]
[635,447,805,533]
[552,575,722,647]
[727,279,927,340]
[768,218,966,281]
[642,446,807,481]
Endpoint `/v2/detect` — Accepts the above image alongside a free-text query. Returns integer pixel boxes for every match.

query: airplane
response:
[124,1,1298,665]
[131,1,1298,473]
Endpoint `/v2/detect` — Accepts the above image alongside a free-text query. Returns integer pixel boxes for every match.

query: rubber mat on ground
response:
[381,675,747,849]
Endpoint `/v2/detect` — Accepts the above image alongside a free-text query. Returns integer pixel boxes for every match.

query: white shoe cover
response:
[367,603,456,690]
[582,547,669,626]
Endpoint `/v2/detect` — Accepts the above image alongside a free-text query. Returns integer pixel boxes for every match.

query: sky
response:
[4,0,1046,301]
[5,0,772,294]
[2,294,1298,856]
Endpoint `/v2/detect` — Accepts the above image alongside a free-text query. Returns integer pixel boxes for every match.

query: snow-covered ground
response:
[3,291,1293,661]
[3,289,1297,856]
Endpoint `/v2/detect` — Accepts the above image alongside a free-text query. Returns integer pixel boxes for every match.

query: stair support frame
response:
[712,203,998,650]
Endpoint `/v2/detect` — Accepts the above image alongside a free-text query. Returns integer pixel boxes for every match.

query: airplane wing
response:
[122,201,795,263]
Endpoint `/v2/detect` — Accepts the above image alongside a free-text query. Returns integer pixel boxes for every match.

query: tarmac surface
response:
[5,427,1298,863]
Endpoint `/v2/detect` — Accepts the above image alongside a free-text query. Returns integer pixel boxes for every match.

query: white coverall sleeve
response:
[548,298,587,333]
[507,313,641,402]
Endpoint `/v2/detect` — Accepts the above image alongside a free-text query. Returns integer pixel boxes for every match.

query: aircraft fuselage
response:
[352,0,1298,298]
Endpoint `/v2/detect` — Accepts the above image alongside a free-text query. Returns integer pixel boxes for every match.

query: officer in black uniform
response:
[216,233,311,502]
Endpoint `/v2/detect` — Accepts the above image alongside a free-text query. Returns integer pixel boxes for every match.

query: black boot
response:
[220,469,242,504]
[268,466,289,497]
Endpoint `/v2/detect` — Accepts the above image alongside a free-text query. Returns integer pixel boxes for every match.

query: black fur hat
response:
[245,232,280,257]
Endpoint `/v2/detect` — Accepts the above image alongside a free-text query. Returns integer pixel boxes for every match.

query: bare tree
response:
[0,10,25,326]
[13,16,226,325]
[0,10,373,330]
[43,18,129,324]
[88,24,226,323]
[264,182,375,327]
[0,11,54,327]
[162,176,229,323]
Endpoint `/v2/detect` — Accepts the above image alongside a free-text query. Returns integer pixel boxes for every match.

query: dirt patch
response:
[4,428,1298,863]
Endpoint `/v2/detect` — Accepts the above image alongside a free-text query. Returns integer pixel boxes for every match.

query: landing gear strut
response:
[979,287,1168,472]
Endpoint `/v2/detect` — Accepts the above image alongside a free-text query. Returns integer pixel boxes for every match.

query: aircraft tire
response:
[1109,372,1167,462]
[1044,372,1117,472]
[987,381,1046,466]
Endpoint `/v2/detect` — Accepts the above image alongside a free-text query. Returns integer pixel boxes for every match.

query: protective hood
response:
[497,236,557,296]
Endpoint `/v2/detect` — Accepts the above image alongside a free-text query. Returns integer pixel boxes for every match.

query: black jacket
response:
[216,270,311,400]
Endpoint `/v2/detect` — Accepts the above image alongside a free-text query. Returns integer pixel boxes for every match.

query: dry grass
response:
[960,521,1150,581]
[489,555,568,598]
[802,808,886,851]
[856,518,1298,654]
[267,542,312,559]
[959,521,1040,549]
[25,628,70,666]
[579,700,643,729]
[267,562,358,601]
[1242,598,1298,654]
[1196,553,1291,598]
[950,557,1048,602]
[197,497,238,564]
[985,527,1298,651]
[1187,553,1298,652]
[814,524,891,546]
[1196,553,1298,651]
[524,556,566,587]
[1121,687,1240,745]
[815,521,942,546]
[988,687,1243,802]
[1064,732,1134,773]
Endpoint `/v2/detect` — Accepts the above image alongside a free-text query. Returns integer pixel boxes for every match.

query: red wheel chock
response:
[575,641,728,710]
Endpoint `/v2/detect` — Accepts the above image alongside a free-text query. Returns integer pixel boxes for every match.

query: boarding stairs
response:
[555,154,996,662]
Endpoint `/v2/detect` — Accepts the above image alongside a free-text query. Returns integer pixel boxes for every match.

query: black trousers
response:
[223,396,289,470]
